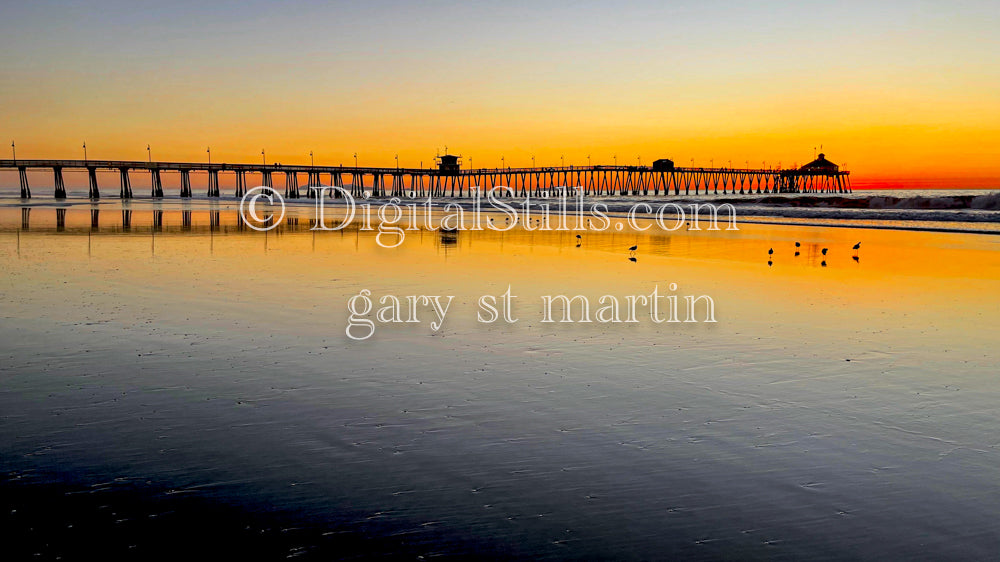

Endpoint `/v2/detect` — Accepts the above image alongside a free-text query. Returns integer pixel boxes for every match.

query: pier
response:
[0,153,850,199]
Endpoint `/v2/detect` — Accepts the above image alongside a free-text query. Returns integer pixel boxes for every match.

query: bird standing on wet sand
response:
[822,248,829,255]
[768,248,774,257]
[795,242,801,247]
[628,245,638,253]
[853,242,861,254]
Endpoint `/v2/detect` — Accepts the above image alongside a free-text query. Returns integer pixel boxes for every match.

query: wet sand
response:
[2,201,999,559]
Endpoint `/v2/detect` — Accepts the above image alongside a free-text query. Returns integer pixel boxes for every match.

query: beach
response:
[2,199,999,559]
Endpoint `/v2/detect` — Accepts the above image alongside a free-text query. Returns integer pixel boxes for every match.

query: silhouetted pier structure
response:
[1,153,850,199]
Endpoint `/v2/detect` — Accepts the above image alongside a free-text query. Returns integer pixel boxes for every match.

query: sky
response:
[1,0,998,187]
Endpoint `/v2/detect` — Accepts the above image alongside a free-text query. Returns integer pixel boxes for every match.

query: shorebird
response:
[768,248,774,257]
[576,234,582,239]
[821,248,829,255]
[628,245,638,252]
[795,242,801,247]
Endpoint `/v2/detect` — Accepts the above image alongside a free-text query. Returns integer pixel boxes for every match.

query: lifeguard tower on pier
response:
[437,154,462,175]
[778,153,851,193]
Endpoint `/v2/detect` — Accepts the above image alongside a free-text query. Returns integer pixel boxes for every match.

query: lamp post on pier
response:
[147,144,151,163]
[261,149,266,166]
[310,151,314,167]
[11,141,15,163]
[207,146,211,165]
[83,142,88,162]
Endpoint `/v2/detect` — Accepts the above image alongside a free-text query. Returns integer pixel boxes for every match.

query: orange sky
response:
[2,1,998,188]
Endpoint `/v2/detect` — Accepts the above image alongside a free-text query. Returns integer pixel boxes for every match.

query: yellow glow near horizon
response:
[2,2,998,188]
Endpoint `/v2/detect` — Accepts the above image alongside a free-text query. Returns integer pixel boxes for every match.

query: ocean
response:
[2,202,999,559]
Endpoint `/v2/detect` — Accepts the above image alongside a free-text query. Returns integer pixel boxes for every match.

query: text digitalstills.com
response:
[239,185,740,247]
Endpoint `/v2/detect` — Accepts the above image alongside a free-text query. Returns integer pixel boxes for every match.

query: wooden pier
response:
[0,153,850,199]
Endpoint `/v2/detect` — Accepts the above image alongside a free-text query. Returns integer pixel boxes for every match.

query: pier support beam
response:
[53,167,67,199]
[119,168,133,199]
[235,171,247,197]
[330,172,344,198]
[285,171,299,199]
[180,170,192,197]
[207,170,220,197]
[18,167,30,198]
[391,173,404,197]
[306,171,321,198]
[351,172,364,197]
[151,169,164,197]
[88,167,100,200]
